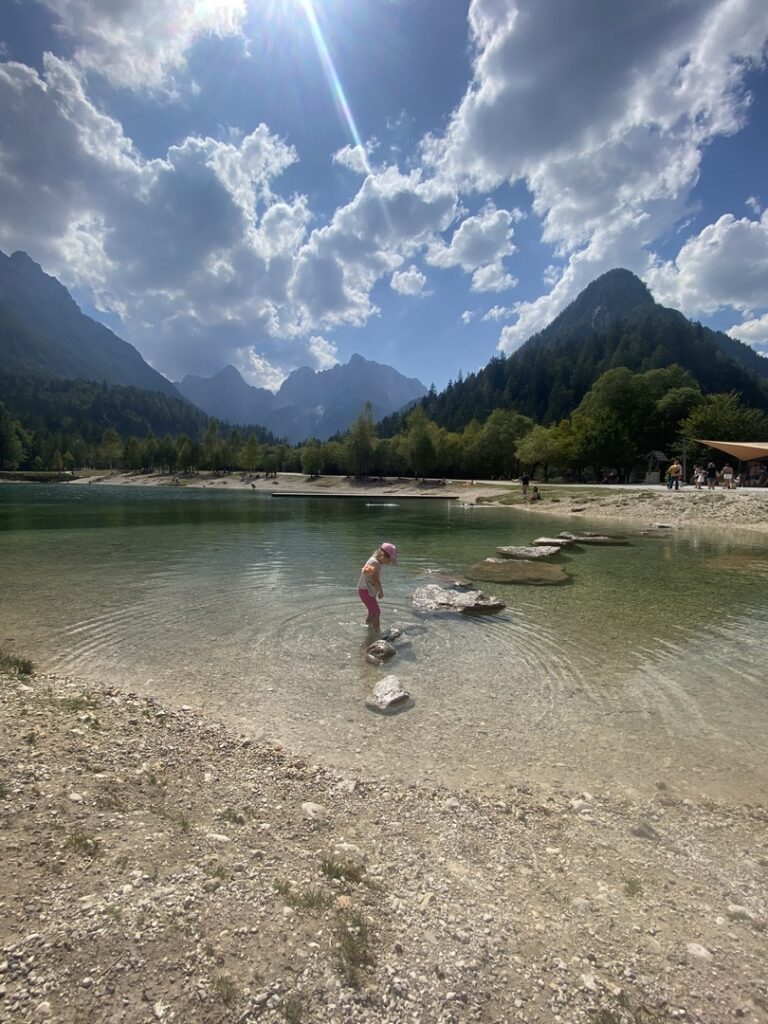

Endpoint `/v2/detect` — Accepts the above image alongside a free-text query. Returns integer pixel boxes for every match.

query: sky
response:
[1,0,767,393]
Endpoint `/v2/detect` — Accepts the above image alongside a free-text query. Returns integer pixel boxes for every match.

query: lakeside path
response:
[2,669,766,1024]
[68,470,768,533]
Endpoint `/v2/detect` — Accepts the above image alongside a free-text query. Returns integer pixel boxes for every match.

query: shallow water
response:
[1,483,767,801]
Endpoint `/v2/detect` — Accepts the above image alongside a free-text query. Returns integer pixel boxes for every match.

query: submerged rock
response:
[496,545,561,559]
[420,568,473,588]
[558,531,630,546]
[411,583,505,615]
[366,640,397,665]
[465,558,569,585]
[365,675,410,711]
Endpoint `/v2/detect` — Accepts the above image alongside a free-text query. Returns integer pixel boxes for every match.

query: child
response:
[357,542,398,629]
[528,486,541,502]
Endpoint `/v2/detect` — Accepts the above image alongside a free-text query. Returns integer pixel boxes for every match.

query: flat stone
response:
[496,545,562,559]
[412,584,506,615]
[365,675,410,710]
[532,536,575,547]
[686,943,713,959]
[301,801,327,820]
[465,558,569,585]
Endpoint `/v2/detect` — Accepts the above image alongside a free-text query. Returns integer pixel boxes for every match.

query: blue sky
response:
[1,0,767,391]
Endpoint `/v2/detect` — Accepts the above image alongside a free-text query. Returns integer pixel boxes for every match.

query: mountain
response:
[0,249,182,399]
[176,354,428,442]
[386,268,768,433]
[177,365,276,426]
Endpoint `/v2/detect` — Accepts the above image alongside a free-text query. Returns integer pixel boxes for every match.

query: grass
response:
[624,877,643,897]
[216,807,246,825]
[336,911,374,988]
[320,855,364,884]
[204,863,228,881]
[52,694,99,712]
[0,647,35,676]
[274,880,333,911]
[211,975,238,1006]
[592,989,664,1023]
[284,995,303,1023]
[0,782,9,800]
[66,828,101,859]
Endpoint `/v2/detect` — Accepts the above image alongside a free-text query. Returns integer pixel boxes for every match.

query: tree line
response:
[2,364,766,481]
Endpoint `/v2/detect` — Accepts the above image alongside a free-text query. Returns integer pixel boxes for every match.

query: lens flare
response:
[298,0,373,177]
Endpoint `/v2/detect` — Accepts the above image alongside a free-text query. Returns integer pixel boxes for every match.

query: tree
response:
[301,441,325,478]
[346,402,376,477]
[99,427,122,469]
[682,392,768,462]
[0,401,23,470]
[515,421,576,480]
[406,406,434,480]
[240,435,262,472]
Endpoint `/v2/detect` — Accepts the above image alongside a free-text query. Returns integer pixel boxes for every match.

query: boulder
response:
[496,545,561,559]
[365,675,410,711]
[411,583,506,615]
[366,639,397,665]
[558,531,629,546]
[465,558,569,585]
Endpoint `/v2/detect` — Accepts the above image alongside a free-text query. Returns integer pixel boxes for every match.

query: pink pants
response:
[358,588,380,616]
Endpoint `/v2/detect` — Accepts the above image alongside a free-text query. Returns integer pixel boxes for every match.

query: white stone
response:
[301,802,326,821]
[686,943,712,959]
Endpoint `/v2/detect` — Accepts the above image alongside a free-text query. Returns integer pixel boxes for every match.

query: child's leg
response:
[358,589,380,626]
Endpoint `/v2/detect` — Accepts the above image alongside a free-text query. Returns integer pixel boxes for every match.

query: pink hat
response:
[380,541,398,564]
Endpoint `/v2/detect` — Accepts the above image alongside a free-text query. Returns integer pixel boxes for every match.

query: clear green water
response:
[1,483,767,801]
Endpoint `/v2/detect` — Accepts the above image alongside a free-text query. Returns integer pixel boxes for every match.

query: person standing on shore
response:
[721,463,735,489]
[520,473,530,497]
[667,458,683,491]
[357,542,398,630]
[706,462,718,489]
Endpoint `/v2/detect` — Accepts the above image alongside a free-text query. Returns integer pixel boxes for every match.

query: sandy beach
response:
[68,469,768,534]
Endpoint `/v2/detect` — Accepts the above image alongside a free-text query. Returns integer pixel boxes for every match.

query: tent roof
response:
[695,440,768,461]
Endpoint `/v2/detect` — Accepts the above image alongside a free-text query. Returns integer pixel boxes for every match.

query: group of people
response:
[675,461,768,489]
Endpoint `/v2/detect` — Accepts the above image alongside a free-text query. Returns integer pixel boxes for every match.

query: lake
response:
[1,483,766,802]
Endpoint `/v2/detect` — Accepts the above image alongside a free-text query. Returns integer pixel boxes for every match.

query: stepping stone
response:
[532,536,575,547]
[365,640,396,665]
[496,545,561,559]
[412,583,506,615]
[466,558,569,585]
[559,532,629,546]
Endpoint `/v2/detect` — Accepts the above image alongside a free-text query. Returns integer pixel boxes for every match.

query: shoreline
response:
[2,668,766,1023]
[56,469,768,534]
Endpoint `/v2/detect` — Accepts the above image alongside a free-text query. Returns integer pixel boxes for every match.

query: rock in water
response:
[465,558,569,585]
[411,583,506,615]
[365,675,410,710]
[532,536,575,547]
[366,639,397,664]
[496,545,561,559]
[558,531,629,546]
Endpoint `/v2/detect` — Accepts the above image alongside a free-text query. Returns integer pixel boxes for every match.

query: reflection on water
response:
[1,483,766,801]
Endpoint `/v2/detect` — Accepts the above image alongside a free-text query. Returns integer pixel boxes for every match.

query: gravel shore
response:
[2,671,766,1024]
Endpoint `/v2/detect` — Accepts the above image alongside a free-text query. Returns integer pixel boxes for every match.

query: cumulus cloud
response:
[729,313,768,349]
[426,204,517,272]
[647,212,768,316]
[482,305,514,321]
[471,263,517,293]
[242,351,287,391]
[746,195,763,215]
[333,140,377,175]
[38,0,247,91]
[460,310,475,325]
[307,334,339,370]
[424,0,768,353]
[391,264,427,296]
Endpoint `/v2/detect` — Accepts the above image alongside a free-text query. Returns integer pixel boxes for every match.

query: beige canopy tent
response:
[695,440,768,461]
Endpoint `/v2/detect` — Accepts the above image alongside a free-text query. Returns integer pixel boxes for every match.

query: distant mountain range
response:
[0,249,427,442]
[176,356,428,442]
[387,267,768,433]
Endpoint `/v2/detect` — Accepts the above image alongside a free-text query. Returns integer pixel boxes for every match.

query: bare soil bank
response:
[1,671,766,1023]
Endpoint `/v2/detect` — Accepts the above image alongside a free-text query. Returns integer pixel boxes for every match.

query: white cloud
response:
[460,310,475,325]
[333,140,377,175]
[391,264,427,296]
[482,305,513,321]
[423,0,768,353]
[307,334,339,370]
[242,351,287,391]
[471,263,517,293]
[38,0,247,91]
[728,313,768,350]
[647,212,768,316]
[426,203,517,272]
[746,195,763,215]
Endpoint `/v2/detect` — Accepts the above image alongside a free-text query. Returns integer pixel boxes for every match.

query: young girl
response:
[357,542,398,629]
